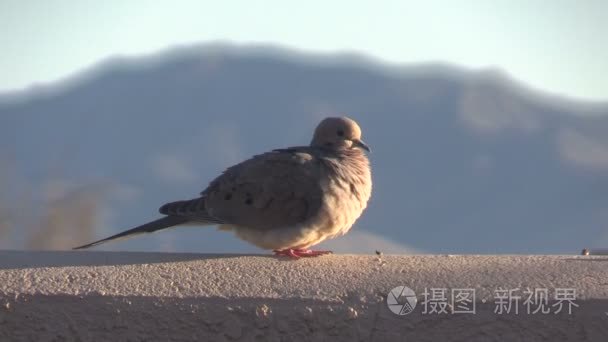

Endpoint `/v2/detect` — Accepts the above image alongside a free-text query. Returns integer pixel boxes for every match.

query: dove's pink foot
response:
[273,248,333,258]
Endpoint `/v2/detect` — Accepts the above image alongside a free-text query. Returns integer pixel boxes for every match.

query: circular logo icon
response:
[387,286,417,315]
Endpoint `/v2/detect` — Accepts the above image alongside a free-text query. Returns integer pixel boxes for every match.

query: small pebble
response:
[347,307,358,319]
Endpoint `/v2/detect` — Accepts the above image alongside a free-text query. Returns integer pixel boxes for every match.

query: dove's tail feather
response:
[72,216,189,250]
[74,197,225,250]
[159,197,224,224]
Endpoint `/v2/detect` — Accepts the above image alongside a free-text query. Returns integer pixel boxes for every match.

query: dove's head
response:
[311,117,370,152]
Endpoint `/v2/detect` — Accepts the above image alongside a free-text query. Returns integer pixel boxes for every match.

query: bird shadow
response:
[0,250,281,270]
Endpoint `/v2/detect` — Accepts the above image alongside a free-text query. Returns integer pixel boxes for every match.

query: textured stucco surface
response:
[1,251,607,341]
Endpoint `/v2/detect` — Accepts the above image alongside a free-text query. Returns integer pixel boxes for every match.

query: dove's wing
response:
[199,146,326,230]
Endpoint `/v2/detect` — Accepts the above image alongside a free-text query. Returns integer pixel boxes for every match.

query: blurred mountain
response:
[1,43,607,254]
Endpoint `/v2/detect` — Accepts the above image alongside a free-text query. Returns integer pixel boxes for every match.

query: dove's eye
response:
[336,130,344,137]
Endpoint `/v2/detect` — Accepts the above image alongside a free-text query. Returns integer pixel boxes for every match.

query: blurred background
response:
[1,0,607,254]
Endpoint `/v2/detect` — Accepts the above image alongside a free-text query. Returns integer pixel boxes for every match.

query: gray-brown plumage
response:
[74,116,372,257]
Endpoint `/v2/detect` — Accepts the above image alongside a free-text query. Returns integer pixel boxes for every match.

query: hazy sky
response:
[1,0,607,100]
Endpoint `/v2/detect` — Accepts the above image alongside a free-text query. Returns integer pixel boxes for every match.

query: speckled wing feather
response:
[197,146,326,230]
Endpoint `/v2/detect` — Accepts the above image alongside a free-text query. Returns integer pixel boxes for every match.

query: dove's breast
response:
[311,152,372,242]
[232,150,372,250]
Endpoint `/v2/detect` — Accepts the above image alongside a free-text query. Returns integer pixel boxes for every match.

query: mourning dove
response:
[74,117,372,258]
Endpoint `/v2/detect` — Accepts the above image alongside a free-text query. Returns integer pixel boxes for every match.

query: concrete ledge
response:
[1,251,607,341]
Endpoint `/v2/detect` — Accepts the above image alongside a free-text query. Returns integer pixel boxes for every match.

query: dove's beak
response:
[352,139,371,153]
